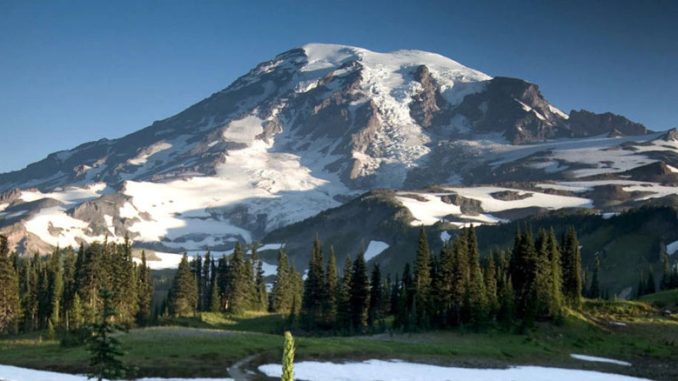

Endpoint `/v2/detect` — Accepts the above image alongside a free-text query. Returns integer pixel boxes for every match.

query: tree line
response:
[293,226,584,333]
[165,225,586,334]
[0,235,153,335]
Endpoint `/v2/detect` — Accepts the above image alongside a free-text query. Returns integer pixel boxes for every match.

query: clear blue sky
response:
[1,0,676,173]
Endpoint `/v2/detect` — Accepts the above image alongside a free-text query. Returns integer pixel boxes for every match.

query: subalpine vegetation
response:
[0,235,153,335]
[163,225,587,334]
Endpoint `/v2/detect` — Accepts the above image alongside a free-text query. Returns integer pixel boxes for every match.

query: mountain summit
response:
[0,43,672,257]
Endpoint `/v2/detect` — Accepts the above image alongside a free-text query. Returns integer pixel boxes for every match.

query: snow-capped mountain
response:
[1,43,676,259]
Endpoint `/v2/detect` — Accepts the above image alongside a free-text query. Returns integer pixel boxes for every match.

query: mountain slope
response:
[0,43,674,255]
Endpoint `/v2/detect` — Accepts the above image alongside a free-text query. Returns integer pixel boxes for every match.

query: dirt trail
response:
[228,354,260,381]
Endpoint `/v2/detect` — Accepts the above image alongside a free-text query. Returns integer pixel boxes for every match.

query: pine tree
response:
[0,235,20,334]
[48,248,64,328]
[194,255,204,311]
[450,237,468,326]
[227,243,252,313]
[249,246,268,312]
[561,227,583,308]
[484,253,499,318]
[324,248,338,326]
[69,293,84,330]
[413,229,432,327]
[466,227,488,326]
[271,250,292,313]
[202,252,212,310]
[534,230,554,319]
[87,288,128,381]
[546,229,563,317]
[367,263,382,330]
[136,251,153,326]
[281,331,295,381]
[302,238,326,330]
[169,254,198,317]
[349,252,369,332]
[336,255,353,331]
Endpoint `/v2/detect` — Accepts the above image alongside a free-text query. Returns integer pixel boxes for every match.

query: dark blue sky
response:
[1,0,676,173]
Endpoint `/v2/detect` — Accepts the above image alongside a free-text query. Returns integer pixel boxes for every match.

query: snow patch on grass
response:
[258,359,649,381]
[571,354,631,366]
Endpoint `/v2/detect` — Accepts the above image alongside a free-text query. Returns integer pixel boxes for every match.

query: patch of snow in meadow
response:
[258,359,649,381]
[571,354,631,366]
[364,241,389,262]
[0,364,234,381]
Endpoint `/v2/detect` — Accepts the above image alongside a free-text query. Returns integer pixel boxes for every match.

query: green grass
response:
[640,289,678,310]
[1,301,677,379]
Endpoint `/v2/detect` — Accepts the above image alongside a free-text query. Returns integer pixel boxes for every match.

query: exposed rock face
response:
[489,190,532,201]
[453,77,567,144]
[409,65,449,129]
[568,109,649,137]
[440,193,483,215]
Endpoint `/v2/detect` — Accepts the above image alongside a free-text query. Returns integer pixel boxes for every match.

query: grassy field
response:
[0,299,677,380]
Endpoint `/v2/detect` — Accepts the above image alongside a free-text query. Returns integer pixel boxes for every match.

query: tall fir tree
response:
[561,227,583,307]
[336,255,353,331]
[413,229,432,328]
[368,263,382,330]
[271,250,292,313]
[324,247,338,326]
[302,238,326,330]
[0,235,20,334]
[349,252,369,332]
[87,289,128,381]
[169,254,198,317]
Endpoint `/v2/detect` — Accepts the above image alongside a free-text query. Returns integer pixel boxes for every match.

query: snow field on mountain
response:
[396,192,502,226]
[20,183,114,247]
[364,240,389,262]
[258,359,649,381]
[537,180,678,201]
[396,187,592,227]
[127,141,173,166]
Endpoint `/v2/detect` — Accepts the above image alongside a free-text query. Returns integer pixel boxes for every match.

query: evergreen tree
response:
[226,243,252,313]
[324,248,338,326]
[87,288,128,381]
[413,229,432,327]
[484,253,499,318]
[546,229,564,317]
[0,235,20,334]
[69,293,84,330]
[271,250,292,313]
[302,238,326,330]
[336,255,353,331]
[253,250,268,312]
[136,251,153,326]
[349,252,369,332]
[169,254,198,317]
[561,227,583,307]
[367,263,382,330]
[466,227,488,325]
